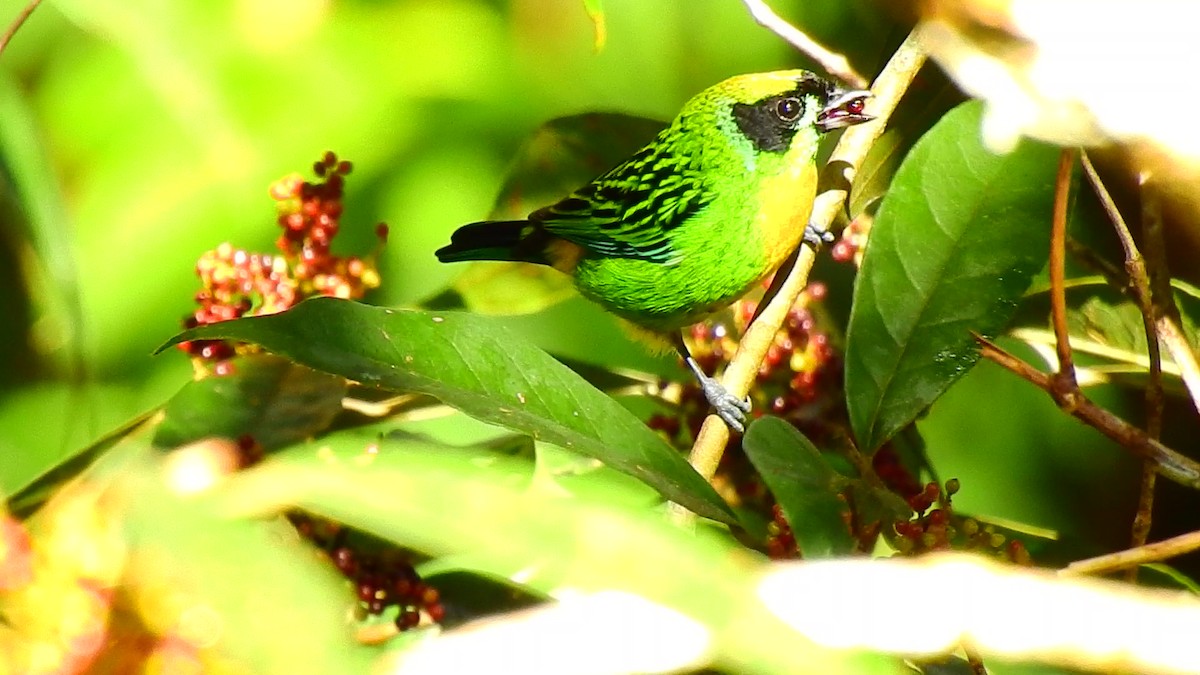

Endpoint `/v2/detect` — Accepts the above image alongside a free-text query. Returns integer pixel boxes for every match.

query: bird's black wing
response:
[534,144,712,265]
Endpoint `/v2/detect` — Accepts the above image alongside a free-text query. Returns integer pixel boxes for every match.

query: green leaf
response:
[154,354,347,451]
[846,100,1056,452]
[1065,280,1200,358]
[451,113,665,315]
[742,417,854,557]
[157,297,733,523]
[1141,563,1200,594]
[213,434,898,674]
[417,570,546,623]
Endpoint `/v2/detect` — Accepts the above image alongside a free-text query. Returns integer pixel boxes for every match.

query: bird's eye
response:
[775,97,802,122]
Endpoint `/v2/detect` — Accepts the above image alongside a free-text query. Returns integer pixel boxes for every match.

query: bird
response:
[436,70,873,432]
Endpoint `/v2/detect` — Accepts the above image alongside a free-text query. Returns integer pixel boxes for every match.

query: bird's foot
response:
[803,221,835,249]
[696,372,752,433]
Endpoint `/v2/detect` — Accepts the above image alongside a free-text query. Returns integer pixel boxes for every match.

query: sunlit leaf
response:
[742,417,854,557]
[846,101,1056,452]
[1065,281,1200,357]
[1012,276,1200,388]
[209,433,901,675]
[158,297,733,523]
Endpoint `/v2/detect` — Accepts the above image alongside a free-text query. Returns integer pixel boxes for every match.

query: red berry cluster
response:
[179,151,384,367]
[181,244,297,363]
[271,152,384,299]
[830,212,872,267]
[891,479,1031,564]
[289,513,445,633]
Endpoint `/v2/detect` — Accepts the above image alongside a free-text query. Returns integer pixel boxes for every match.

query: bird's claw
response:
[698,373,752,433]
[803,221,835,249]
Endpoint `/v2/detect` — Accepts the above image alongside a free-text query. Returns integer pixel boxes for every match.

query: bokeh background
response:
[0,0,1147,561]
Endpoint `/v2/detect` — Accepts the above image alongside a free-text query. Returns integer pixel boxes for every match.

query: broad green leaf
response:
[452,113,665,315]
[846,101,1056,452]
[154,354,347,450]
[211,434,902,674]
[742,417,854,557]
[158,297,733,523]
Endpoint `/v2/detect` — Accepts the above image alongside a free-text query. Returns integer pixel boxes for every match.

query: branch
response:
[740,0,868,89]
[1079,152,1200,414]
[1049,149,1077,384]
[0,0,42,58]
[1063,528,1200,576]
[679,32,926,491]
[976,335,1200,490]
[1076,152,1164,577]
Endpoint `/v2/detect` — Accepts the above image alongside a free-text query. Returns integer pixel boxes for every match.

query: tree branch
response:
[740,0,868,89]
[976,335,1200,490]
[1063,528,1200,576]
[0,0,42,58]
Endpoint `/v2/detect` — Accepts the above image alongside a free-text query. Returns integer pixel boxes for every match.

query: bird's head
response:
[696,70,873,156]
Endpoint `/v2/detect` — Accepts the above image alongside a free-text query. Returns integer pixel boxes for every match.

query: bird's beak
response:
[816,89,874,132]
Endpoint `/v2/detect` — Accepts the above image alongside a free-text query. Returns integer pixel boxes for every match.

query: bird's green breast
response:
[571,200,766,331]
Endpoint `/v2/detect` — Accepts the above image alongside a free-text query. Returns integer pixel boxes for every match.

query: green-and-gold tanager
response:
[437,70,872,431]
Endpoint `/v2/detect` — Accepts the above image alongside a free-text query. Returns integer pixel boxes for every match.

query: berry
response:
[180,152,384,367]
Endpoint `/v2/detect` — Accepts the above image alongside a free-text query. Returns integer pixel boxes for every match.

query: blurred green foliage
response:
[0,0,1152,571]
[0,0,888,476]
[0,1,1189,672]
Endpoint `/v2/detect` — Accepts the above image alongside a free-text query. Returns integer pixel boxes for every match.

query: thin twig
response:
[1063,528,1200,576]
[740,0,868,89]
[976,335,1200,490]
[1078,153,1164,581]
[676,32,926,498]
[0,0,42,57]
[1080,153,1200,414]
[1049,149,1077,390]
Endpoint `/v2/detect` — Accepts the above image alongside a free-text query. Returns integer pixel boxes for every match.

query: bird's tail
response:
[435,220,549,265]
